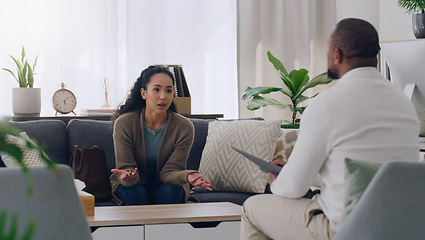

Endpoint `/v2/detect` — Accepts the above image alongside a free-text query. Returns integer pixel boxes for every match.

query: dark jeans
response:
[115,183,184,205]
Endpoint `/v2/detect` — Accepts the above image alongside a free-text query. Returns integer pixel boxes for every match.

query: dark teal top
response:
[143,123,166,183]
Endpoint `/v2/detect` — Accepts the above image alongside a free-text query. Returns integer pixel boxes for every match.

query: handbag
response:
[69,145,112,201]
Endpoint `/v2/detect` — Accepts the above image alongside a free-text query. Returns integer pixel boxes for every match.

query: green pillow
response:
[342,158,382,222]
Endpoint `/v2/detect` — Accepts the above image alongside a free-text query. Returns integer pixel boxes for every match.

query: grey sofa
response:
[0,118,261,206]
[334,161,425,240]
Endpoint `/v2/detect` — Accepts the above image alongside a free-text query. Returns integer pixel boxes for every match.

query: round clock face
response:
[52,89,77,114]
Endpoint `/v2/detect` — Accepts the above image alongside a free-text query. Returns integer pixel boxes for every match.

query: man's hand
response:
[268,172,278,182]
[272,155,287,167]
[111,168,138,181]
[188,172,212,191]
[268,156,286,183]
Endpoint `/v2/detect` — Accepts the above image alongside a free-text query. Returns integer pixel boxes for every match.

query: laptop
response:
[231,147,283,174]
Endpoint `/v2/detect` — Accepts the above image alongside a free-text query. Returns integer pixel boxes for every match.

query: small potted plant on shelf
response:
[2,47,40,117]
[399,0,425,38]
[242,51,333,128]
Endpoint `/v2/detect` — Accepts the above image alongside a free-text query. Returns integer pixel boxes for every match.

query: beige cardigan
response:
[110,109,196,205]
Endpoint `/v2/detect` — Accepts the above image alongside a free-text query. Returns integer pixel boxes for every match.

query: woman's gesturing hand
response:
[111,168,138,181]
[188,172,212,191]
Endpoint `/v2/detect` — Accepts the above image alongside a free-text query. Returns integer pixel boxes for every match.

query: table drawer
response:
[145,221,240,240]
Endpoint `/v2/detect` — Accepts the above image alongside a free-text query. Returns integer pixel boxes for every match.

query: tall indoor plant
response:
[3,47,41,117]
[399,0,425,38]
[242,51,333,128]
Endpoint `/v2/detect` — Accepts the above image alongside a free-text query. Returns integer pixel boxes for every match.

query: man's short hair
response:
[332,18,380,59]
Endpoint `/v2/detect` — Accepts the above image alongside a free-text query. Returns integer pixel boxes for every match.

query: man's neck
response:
[339,57,377,78]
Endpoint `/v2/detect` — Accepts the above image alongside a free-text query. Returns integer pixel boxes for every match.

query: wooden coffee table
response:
[88,202,242,240]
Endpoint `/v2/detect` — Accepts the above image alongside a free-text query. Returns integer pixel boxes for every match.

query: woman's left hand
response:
[188,172,212,191]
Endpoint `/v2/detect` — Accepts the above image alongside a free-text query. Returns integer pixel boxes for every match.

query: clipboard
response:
[231,147,283,174]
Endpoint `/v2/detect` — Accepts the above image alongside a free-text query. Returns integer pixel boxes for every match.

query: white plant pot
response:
[12,88,41,117]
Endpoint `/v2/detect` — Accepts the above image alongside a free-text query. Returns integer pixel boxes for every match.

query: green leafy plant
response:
[399,0,425,13]
[0,211,36,240]
[2,47,38,88]
[242,51,333,127]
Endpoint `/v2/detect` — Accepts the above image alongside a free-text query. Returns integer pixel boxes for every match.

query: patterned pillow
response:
[0,132,47,167]
[198,120,281,193]
[273,129,299,162]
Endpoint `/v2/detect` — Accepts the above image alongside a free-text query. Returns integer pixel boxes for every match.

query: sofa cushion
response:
[67,119,115,172]
[187,117,265,171]
[1,132,47,167]
[193,191,259,205]
[10,120,68,165]
[343,158,381,222]
[187,118,217,170]
[198,119,281,193]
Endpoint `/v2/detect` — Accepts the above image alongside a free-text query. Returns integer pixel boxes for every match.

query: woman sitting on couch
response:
[110,65,211,205]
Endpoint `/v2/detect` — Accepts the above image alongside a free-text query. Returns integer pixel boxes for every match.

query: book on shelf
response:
[82,109,117,116]
[173,67,183,97]
[178,66,190,97]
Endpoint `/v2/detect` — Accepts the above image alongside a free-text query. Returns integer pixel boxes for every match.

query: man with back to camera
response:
[240,18,419,240]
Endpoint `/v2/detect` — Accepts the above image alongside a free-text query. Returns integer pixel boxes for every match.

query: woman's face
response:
[140,73,174,114]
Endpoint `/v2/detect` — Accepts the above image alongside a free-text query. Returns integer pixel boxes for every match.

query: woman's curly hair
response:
[112,65,177,126]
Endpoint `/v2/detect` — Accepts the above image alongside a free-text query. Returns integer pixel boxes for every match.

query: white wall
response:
[336,0,415,42]
[379,0,414,41]
[0,0,120,118]
[336,0,380,29]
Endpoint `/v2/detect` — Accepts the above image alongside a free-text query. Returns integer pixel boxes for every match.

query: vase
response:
[413,13,425,39]
[12,88,41,117]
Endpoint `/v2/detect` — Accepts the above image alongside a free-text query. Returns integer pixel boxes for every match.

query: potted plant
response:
[399,0,425,38]
[3,47,40,117]
[242,51,333,128]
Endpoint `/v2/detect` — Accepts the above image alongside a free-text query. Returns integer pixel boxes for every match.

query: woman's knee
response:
[157,183,181,194]
[156,183,184,204]
[115,184,148,205]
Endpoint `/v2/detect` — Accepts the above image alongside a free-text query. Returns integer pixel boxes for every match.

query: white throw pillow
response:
[0,132,47,167]
[198,119,282,193]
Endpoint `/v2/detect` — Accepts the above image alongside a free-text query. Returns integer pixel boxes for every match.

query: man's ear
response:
[334,48,342,64]
[140,88,147,100]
